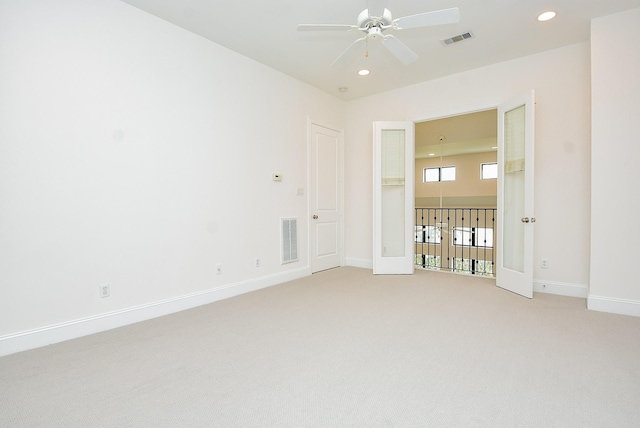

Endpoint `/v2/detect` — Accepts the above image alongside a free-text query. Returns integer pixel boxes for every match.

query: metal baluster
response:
[463,209,467,273]
[420,208,424,268]
[483,208,487,275]
[474,208,479,275]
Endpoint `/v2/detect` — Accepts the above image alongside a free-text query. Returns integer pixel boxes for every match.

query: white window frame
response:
[423,166,456,183]
[481,162,498,180]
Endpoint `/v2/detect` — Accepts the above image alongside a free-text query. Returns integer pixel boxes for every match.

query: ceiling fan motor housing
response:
[367,27,383,39]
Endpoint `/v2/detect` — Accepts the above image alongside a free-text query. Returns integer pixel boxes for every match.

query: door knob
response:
[313,215,318,219]
[521,217,530,223]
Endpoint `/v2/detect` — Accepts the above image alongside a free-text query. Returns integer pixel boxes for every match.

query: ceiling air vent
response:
[440,32,474,47]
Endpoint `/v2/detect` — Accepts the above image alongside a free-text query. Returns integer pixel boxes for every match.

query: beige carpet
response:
[2,267,640,427]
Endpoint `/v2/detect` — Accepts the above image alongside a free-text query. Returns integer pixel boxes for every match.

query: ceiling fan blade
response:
[331,37,366,67]
[393,7,460,29]
[367,0,388,18]
[382,35,419,65]
[297,24,358,32]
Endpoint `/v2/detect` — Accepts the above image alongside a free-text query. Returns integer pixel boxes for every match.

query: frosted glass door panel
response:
[373,122,414,275]
[503,105,525,273]
[496,90,535,298]
[381,130,406,258]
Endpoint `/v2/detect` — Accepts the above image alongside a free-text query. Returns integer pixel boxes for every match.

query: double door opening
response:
[373,91,536,298]
[414,110,498,278]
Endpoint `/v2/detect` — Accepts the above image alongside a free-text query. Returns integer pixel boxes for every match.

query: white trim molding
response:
[588,295,640,318]
[345,258,373,270]
[533,280,588,298]
[0,267,311,357]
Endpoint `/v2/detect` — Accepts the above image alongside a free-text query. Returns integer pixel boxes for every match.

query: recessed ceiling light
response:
[428,153,436,156]
[538,11,556,22]
[358,69,370,76]
[491,146,498,150]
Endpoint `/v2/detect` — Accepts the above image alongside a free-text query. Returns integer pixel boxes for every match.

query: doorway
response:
[414,109,498,277]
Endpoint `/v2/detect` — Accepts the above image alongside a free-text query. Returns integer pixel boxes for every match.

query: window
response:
[415,226,442,244]
[453,227,494,248]
[481,162,498,180]
[423,166,456,183]
[441,166,456,181]
[423,168,440,183]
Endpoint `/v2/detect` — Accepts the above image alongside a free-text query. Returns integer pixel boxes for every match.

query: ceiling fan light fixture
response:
[358,69,370,76]
[537,11,556,22]
[298,3,461,66]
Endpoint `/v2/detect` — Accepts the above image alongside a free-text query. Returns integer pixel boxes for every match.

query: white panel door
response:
[310,123,342,273]
[373,121,415,275]
[496,91,535,297]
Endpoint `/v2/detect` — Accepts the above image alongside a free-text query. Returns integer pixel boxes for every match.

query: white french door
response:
[496,91,535,297]
[310,123,343,273]
[373,121,415,275]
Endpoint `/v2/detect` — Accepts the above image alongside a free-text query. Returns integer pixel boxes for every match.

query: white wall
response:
[0,0,345,354]
[590,8,640,316]
[345,42,592,297]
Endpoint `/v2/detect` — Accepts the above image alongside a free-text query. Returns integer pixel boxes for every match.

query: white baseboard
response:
[587,295,640,317]
[345,257,373,269]
[0,267,311,357]
[533,280,588,298]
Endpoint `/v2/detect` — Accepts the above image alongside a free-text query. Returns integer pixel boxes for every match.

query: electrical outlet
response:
[541,259,549,269]
[255,258,260,268]
[216,264,222,275]
[100,284,110,298]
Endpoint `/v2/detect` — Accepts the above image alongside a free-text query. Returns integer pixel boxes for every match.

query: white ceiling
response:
[119,0,640,101]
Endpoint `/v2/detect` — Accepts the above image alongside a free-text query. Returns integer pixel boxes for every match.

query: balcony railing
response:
[415,208,496,277]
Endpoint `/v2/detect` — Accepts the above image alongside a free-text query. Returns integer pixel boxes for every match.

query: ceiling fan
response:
[297,0,460,66]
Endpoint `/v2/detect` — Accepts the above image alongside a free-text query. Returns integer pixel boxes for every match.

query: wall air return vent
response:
[440,32,474,47]
[281,217,298,264]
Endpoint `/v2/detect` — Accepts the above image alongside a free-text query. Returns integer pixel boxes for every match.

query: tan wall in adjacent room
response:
[415,151,497,207]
